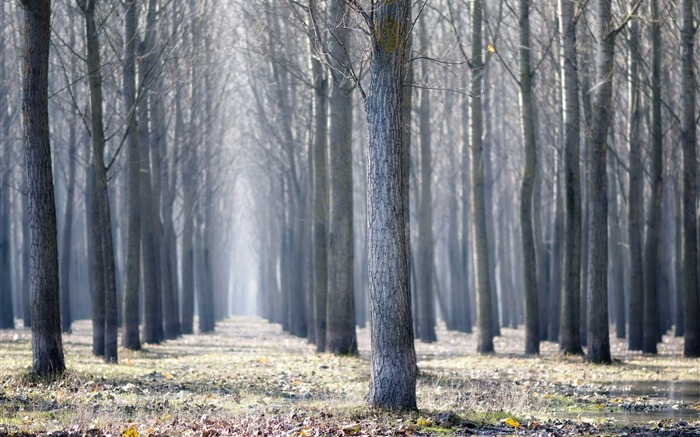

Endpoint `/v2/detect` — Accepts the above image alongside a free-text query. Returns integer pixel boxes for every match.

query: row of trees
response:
[0,0,239,372]
[245,0,700,406]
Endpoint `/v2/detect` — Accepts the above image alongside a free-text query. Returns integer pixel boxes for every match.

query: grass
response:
[1,317,699,436]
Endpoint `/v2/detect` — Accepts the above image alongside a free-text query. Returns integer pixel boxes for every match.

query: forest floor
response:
[1,317,699,436]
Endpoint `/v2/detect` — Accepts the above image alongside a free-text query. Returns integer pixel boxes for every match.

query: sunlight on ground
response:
[1,318,698,436]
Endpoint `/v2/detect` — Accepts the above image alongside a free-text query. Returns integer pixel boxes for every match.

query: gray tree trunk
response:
[458,95,473,333]
[518,0,539,355]
[138,0,163,343]
[626,18,644,351]
[0,26,13,329]
[59,121,77,334]
[558,0,583,353]
[643,0,663,355]
[680,0,700,357]
[586,0,615,364]
[471,0,494,354]
[366,0,416,410]
[417,18,436,343]
[326,0,357,354]
[20,0,65,376]
[310,38,329,352]
[121,0,141,350]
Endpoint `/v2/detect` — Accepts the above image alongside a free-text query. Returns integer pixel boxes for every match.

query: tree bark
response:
[626,18,644,351]
[366,0,417,410]
[518,0,539,355]
[79,0,118,362]
[21,0,65,376]
[121,0,141,350]
[417,17,436,343]
[310,36,329,352]
[560,8,585,347]
[471,0,494,354]
[458,95,473,333]
[680,0,700,357]
[586,0,614,364]
[643,0,663,355]
[59,122,77,334]
[326,0,357,354]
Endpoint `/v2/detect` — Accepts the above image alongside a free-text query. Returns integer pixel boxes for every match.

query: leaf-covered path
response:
[1,317,699,436]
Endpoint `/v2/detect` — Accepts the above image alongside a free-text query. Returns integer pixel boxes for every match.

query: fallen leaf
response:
[503,417,520,428]
[121,427,139,437]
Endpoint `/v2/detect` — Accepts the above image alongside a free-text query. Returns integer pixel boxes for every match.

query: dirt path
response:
[1,317,699,436]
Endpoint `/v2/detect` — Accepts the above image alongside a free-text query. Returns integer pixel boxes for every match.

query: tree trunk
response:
[366,0,416,410]
[326,0,357,354]
[643,0,663,355]
[310,36,329,351]
[471,0,494,354]
[626,18,644,351]
[21,0,65,376]
[138,0,163,343]
[518,0,539,355]
[586,0,615,364]
[59,123,77,334]
[458,95,473,333]
[548,157,564,342]
[0,39,13,328]
[79,0,118,362]
[417,18,436,343]
[680,0,700,357]
[121,0,141,350]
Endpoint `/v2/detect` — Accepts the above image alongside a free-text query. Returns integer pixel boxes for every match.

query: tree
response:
[366,0,417,410]
[121,0,141,351]
[558,0,583,355]
[309,14,329,352]
[417,14,437,344]
[77,0,118,363]
[680,0,700,358]
[642,0,662,355]
[587,0,627,365]
[0,3,13,329]
[626,16,644,351]
[471,0,494,354]
[20,0,66,376]
[326,0,357,354]
[518,0,539,355]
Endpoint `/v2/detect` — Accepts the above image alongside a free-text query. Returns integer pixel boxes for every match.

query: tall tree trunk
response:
[548,157,564,341]
[21,0,65,376]
[86,166,105,356]
[0,30,13,329]
[310,33,329,351]
[417,17,436,343]
[626,18,644,351]
[471,0,494,354]
[643,0,663,355]
[59,124,77,334]
[459,95,473,333]
[680,0,700,357]
[79,0,118,362]
[367,0,416,410]
[587,0,616,364]
[519,0,539,355]
[326,0,357,354]
[121,0,141,350]
[138,0,163,343]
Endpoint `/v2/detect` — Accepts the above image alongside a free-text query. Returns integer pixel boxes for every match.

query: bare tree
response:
[680,0,700,358]
[19,0,66,376]
[366,0,417,410]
